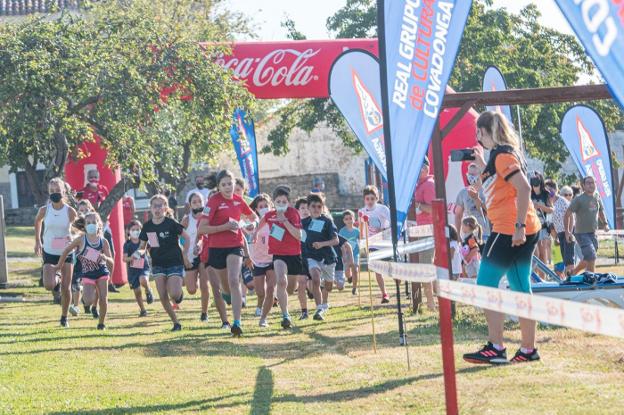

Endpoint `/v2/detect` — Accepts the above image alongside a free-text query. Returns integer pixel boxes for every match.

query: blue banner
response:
[560,105,615,228]
[482,66,513,124]
[379,0,473,229]
[329,50,387,179]
[554,1,624,110]
[230,109,260,197]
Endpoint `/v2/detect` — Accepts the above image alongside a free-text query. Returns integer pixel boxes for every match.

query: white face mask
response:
[130,230,141,239]
[258,207,269,217]
[275,203,288,212]
[85,224,98,235]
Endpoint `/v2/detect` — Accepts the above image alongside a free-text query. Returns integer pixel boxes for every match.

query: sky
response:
[223,0,574,41]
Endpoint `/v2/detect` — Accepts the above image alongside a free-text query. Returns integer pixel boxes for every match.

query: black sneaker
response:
[299,311,308,320]
[200,312,208,322]
[108,284,120,293]
[281,317,292,329]
[381,294,390,304]
[352,288,358,296]
[171,323,182,332]
[221,321,231,330]
[97,323,106,330]
[348,277,353,284]
[463,342,508,365]
[313,310,324,321]
[146,290,154,304]
[91,306,99,319]
[306,289,314,300]
[175,293,184,304]
[84,304,91,314]
[510,348,540,364]
[231,323,243,337]
[60,316,69,328]
[139,310,148,317]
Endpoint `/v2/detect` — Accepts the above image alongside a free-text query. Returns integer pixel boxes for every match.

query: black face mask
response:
[49,193,62,203]
[196,183,204,189]
[192,207,203,215]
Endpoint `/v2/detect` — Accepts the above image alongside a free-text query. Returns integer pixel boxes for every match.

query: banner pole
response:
[376,0,406,346]
[364,221,377,353]
[431,126,459,415]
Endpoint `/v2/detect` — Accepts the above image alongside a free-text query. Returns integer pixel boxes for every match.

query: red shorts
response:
[82,275,109,285]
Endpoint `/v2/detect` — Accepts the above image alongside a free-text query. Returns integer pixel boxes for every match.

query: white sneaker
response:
[68,305,79,316]
[255,307,262,317]
[259,319,268,328]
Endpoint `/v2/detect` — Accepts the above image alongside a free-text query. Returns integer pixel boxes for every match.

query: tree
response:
[265,0,624,179]
[0,0,254,219]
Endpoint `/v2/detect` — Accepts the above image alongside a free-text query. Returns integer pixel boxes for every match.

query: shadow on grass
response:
[250,366,273,415]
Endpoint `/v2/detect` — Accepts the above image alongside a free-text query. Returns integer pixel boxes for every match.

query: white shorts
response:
[307,258,336,282]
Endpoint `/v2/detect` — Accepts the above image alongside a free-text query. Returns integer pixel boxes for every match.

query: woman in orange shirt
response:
[463,111,542,365]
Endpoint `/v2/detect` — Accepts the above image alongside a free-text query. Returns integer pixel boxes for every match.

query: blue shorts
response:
[128,270,149,289]
[575,232,598,262]
[151,265,184,278]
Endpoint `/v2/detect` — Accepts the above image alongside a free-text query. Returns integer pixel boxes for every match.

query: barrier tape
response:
[367,224,434,244]
[368,238,434,261]
[372,260,624,339]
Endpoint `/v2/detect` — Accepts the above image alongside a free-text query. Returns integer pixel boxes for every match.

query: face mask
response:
[49,193,62,203]
[192,207,203,215]
[258,207,269,217]
[130,230,141,239]
[276,204,288,212]
[466,175,478,185]
[548,190,555,198]
[89,178,98,184]
[85,224,98,235]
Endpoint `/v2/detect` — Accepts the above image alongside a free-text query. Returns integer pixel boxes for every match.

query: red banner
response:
[211,39,379,99]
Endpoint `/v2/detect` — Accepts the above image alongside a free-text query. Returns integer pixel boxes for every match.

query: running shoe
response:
[221,292,232,305]
[221,321,231,330]
[84,304,91,314]
[299,311,308,320]
[255,307,262,317]
[231,323,243,337]
[381,294,390,304]
[108,284,120,293]
[281,317,292,329]
[463,342,508,365]
[175,293,184,304]
[306,289,314,300]
[510,348,541,364]
[53,283,61,305]
[348,277,353,284]
[313,310,324,321]
[171,323,182,332]
[259,319,268,328]
[241,297,247,308]
[200,312,208,322]
[146,290,154,304]
[60,316,69,328]
[68,305,79,317]
[97,323,106,330]
[139,310,148,317]
[273,297,278,307]
[352,287,358,296]
[91,306,99,319]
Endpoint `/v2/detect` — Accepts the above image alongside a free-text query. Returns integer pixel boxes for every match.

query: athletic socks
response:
[233,319,241,327]
[492,343,505,351]
[520,347,535,354]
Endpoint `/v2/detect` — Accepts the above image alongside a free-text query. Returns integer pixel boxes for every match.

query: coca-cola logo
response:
[216,48,321,88]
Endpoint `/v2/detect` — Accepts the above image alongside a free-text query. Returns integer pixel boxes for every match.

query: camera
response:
[450,149,475,162]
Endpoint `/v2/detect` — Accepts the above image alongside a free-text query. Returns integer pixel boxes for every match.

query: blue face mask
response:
[86,224,98,235]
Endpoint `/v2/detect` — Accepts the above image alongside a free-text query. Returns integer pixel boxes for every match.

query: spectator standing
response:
[122,194,135,226]
[454,162,490,241]
[413,157,436,311]
[530,172,553,267]
[549,183,576,274]
[564,176,609,275]
[81,169,109,209]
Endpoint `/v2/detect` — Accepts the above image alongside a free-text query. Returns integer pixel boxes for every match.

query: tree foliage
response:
[266,0,624,179]
[0,0,254,218]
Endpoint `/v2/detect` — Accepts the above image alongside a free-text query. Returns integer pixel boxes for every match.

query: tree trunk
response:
[98,173,140,222]
[23,158,48,206]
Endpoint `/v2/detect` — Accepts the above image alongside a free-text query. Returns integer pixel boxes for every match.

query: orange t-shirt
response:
[481,153,541,236]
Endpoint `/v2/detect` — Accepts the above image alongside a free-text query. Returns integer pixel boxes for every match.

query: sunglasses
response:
[562,193,573,197]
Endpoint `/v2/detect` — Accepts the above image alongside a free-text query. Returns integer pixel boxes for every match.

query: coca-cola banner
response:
[329,49,387,179]
[212,39,378,99]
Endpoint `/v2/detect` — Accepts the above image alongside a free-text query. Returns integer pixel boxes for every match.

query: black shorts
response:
[207,247,244,270]
[273,254,305,276]
[185,256,201,271]
[43,251,73,265]
[253,263,274,277]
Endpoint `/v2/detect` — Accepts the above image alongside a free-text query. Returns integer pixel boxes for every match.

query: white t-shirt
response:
[450,240,462,276]
[358,203,391,236]
[185,187,210,205]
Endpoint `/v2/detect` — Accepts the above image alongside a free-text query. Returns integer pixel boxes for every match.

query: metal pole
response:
[516,106,525,154]
[0,196,8,289]
[364,222,377,353]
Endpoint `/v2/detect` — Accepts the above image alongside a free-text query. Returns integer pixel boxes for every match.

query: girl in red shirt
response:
[198,170,257,337]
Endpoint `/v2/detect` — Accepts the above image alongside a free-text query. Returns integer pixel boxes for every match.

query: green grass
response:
[5,226,36,258]
[2,228,624,414]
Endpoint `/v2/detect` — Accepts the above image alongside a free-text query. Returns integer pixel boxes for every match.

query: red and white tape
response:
[371,260,624,339]
[367,224,434,244]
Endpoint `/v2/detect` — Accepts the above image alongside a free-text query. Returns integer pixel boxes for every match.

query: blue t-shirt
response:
[338,227,360,260]
[123,239,150,276]
[301,215,337,264]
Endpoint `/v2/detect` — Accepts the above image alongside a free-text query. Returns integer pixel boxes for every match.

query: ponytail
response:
[477,111,520,150]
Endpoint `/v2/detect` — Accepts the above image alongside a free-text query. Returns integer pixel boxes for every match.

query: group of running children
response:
[35,170,406,337]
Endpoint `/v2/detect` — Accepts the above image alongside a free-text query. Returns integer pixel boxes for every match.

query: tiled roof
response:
[0,0,86,16]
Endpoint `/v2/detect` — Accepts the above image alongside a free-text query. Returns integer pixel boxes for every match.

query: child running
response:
[338,210,360,295]
[258,186,303,329]
[123,220,154,317]
[68,199,94,318]
[448,225,462,280]
[301,193,339,321]
[34,178,77,327]
[333,235,354,292]
[57,212,113,329]
[249,194,275,326]
[358,186,391,303]
[198,170,257,337]
[461,216,483,279]
[181,192,210,322]
[137,195,191,331]
[295,197,313,314]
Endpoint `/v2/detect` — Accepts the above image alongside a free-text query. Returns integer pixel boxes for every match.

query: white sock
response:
[520,347,534,354]
[492,343,505,351]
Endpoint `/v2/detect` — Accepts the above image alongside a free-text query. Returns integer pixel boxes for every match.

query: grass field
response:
[2,227,624,414]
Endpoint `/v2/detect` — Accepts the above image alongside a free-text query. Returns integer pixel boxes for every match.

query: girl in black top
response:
[137,194,191,332]
[530,172,554,274]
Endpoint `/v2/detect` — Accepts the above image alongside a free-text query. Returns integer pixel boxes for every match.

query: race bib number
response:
[270,225,285,242]
[309,219,325,233]
[130,258,145,269]
[84,247,100,263]
[146,232,160,248]
[51,237,69,250]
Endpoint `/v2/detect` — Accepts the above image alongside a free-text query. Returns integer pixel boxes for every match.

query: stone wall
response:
[4,207,38,226]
